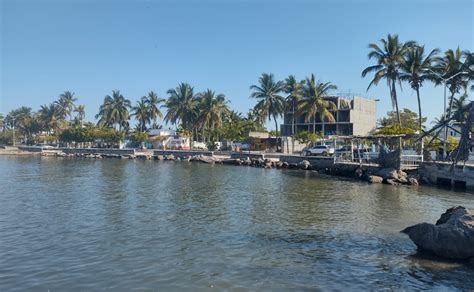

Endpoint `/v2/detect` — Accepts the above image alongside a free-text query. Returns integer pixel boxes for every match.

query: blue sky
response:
[1,0,473,128]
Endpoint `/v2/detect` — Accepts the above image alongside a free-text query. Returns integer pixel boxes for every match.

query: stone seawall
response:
[279,155,334,170]
[153,150,214,158]
[62,148,136,155]
[230,152,265,160]
[419,162,474,190]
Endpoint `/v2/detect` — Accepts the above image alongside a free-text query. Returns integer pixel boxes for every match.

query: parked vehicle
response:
[304,145,335,156]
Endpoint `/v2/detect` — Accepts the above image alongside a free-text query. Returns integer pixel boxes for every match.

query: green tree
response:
[164,83,198,137]
[294,130,319,144]
[96,90,131,130]
[132,99,150,132]
[74,104,86,128]
[143,91,165,128]
[451,93,469,123]
[435,48,469,120]
[399,45,440,130]
[5,107,40,143]
[362,34,414,126]
[379,108,427,132]
[196,89,230,141]
[38,104,63,134]
[250,73,286,137]
[284,75,305,136]
[56,91,77,123]
[0,113,4,130]
[296,74,337,136]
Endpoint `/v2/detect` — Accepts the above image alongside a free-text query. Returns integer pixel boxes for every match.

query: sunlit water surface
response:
[1,156,474,290]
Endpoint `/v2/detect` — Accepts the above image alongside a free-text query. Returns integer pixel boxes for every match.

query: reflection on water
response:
[0,156,473,290]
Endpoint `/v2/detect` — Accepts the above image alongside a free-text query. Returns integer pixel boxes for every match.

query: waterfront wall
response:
[419,162,474,190]
[62,148,136,155]
[154,150,214,158]
[230,152,265,160]
[18,146,44,153]
[279,155,334,169]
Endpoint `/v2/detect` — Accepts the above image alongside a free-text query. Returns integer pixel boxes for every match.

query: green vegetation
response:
[1,35,472,148]
[294,130,320,144]
[363,34,473,131]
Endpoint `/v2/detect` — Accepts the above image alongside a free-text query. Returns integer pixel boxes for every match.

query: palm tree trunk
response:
[313,113,316,134]
[416,87,422,131]
[391,80,401,127]
[292,101,295,136]
[322,117,325,138]
[273,115,278,138]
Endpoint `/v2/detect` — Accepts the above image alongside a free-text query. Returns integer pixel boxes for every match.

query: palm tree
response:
[96,90,131,130]
[462,50,474,91]
[0,113,4,131]
[196,89,230,141]
[435,48,469,120]
[296,74,337,136]
[56,91,77,123]
[250,73,286,136]
[132,99,150,132]
[38,104,61,134]
[164,83,198,135]
[284,75,304,136]
[143,91,165,128]
[399,45,440,130]
[362,34,414,126]
[74,105,86,128]
[451,93,469,123]
[5,107,36,138]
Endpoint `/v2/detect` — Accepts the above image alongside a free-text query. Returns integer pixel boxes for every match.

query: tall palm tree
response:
[196,89,230,141]
[296,74,337,136]
[74,105,86,128]
[249,73,286,136]
[362,34,414,126]
[0,113,4,131]
[38,104,61,134]
[96,90,131,130]
[462,50,474,91]
[132,99,150,132]
[56,91,77,123]
[164,83,198,134]
[143,91,165,128]
[435,48,469,120]
[284,75,305,136]
[399,45,440,130]
[451,93,469,123]
[5,107,41,143]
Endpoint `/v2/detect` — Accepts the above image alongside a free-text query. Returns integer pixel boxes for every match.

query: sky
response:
[1,0,473,129]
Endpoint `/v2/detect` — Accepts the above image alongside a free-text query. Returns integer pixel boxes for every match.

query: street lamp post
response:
[427,69,468,159]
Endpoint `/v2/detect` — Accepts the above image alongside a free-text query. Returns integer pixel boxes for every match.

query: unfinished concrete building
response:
[280,95,377,137]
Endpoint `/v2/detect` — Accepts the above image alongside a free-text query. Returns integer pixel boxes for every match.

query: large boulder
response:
[299,160,311,170]
[402,206,474,260]
[377,168,399,180]
[367,175,383,184]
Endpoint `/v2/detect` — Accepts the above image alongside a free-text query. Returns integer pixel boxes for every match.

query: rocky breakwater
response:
[402,206,474,261]
[221,157,287,169]
[362,168,419,186]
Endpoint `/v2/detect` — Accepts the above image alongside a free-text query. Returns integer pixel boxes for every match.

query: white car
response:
[304,145,335,156]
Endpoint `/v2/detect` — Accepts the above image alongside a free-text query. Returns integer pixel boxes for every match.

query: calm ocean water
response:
[1,156,474,290]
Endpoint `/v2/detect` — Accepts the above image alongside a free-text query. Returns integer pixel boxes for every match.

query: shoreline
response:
[0,147,440,190]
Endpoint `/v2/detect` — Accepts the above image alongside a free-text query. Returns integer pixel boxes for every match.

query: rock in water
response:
[299,160,311,170]
[402,206,474,260]
[367,175,383,184]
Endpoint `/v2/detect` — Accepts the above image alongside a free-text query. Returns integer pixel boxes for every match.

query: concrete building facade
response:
[280,95,377,137]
